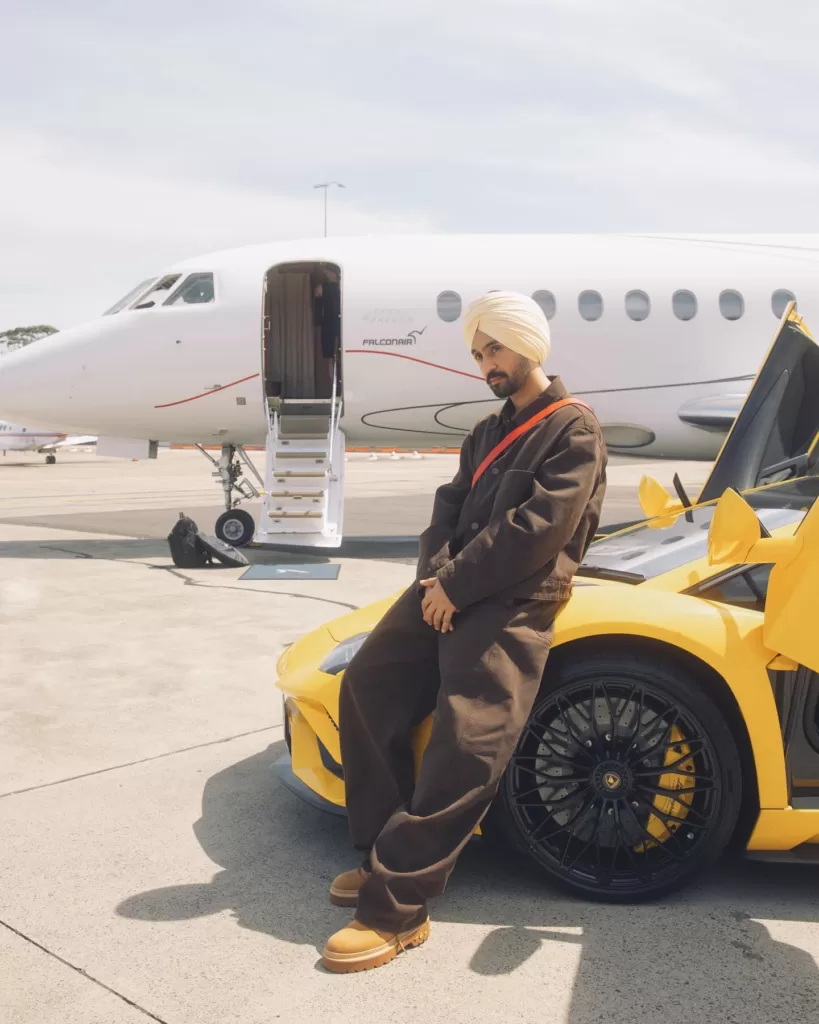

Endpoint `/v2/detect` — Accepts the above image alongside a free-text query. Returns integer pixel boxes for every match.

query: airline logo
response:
[361,327,427,347]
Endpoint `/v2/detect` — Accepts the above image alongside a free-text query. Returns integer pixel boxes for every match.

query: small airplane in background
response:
[0,421,97,463]
[0,232,817,546]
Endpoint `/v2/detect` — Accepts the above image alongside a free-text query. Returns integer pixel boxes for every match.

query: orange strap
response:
[471,398,591,488]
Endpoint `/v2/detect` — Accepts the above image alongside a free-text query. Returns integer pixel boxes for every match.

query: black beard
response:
[487,375,519,398]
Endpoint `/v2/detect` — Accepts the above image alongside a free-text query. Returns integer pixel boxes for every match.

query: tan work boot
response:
[329,866,369,907]
[321,917,430,973]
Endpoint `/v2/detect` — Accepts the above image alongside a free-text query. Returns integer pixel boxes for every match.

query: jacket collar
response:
[501,376,568,427]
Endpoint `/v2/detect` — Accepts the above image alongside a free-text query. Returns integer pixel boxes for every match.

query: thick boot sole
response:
[328,886,359,908]
[321,919,430,974]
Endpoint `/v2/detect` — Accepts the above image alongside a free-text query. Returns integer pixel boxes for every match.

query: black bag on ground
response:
[196,530,250,568]
[167,514,210,568]
[167,514,249,569]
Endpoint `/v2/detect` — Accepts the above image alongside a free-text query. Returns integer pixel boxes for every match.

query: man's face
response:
[471,330,533,398]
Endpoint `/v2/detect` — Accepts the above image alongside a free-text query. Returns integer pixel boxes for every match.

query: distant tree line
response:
[0,325,59,351]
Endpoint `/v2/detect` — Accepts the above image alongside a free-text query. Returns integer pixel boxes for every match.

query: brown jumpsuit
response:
[338,378,607,932]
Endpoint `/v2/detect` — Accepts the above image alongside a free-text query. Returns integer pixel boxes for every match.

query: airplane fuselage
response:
[2,233,818,460]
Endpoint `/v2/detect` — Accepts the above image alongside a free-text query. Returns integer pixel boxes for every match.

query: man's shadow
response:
[118,743,819,1019]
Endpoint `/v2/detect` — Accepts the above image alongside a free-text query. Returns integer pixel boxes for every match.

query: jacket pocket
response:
[508,598,558,640]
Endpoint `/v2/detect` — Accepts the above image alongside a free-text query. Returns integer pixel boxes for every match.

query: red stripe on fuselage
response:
[154,373,261,409]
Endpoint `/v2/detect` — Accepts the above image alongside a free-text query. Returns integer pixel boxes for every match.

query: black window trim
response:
[163,271,217,307]
[685,562,766,599]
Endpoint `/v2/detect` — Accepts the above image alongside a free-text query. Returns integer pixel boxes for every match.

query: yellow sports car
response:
[274,305,819,902]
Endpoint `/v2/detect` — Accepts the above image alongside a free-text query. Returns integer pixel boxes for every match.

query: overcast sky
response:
[2,0,819,329]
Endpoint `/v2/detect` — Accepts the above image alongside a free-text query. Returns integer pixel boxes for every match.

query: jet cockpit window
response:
[131,274,183,310]
[772,289,796,318]
[164,273,215,306]
[103,278,157,315]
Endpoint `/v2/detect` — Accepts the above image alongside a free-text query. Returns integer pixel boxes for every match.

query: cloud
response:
[0,131,435,329]
[3,0,819,327]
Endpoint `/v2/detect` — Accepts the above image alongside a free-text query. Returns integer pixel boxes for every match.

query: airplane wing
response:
[41,435,98,450]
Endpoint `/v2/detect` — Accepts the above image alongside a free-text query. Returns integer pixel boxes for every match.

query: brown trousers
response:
[338,583,558,932]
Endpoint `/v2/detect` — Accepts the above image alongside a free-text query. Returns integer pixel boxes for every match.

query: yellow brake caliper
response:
[636,725,695,850]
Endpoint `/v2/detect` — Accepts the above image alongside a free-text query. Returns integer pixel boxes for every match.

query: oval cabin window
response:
[532,290,557,320]
[672,290,698,321]
[578,290,603,321]
[625,290,650,321]
[719,289,744,321]
[772,289,796,318]
[436,290,462,322]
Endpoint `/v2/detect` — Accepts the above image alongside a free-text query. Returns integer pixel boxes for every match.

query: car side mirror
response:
[638,475,684,528]
[708,489,800,566]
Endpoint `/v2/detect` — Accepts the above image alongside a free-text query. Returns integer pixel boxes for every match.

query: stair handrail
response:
[265,403,279,497]
[328,357,341,469]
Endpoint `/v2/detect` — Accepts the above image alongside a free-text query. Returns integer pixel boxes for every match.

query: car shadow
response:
[117,742,819,1019]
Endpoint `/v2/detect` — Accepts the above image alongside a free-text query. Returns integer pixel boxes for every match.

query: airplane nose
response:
[0,345,47,423]
[0,323,92,431]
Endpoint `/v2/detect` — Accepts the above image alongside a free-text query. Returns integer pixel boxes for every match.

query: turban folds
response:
[463,290,551,365]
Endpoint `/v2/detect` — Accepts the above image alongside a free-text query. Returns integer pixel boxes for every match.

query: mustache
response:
[487,372,508,383]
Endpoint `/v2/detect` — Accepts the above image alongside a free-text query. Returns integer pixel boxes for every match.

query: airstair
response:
[254,393,345,548]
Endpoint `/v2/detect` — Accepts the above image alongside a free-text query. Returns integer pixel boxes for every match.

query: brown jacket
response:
[416,377,607,609]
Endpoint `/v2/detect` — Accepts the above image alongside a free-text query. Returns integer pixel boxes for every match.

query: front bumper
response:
[271,752,347,817]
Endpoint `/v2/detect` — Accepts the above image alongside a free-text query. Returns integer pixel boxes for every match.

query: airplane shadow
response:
[118,742,819,1020]
[0,534,419,563]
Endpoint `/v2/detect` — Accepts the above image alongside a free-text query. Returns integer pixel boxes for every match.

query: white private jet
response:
[0,232,816,547]
[0,421,96,463]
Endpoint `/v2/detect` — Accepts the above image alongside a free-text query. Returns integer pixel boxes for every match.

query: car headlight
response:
[319,633,370,675]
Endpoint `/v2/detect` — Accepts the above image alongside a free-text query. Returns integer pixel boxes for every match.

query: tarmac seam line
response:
[0,917,171,1024]
[0,724,285,800]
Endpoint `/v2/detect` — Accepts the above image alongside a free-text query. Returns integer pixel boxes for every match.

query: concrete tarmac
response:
[2,450,819,1024]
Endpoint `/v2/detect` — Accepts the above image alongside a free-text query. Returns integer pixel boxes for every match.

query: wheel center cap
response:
[592,760,633,797]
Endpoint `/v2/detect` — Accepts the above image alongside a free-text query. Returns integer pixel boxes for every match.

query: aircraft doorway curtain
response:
[270,270,316,398]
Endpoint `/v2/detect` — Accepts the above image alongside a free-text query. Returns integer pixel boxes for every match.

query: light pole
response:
[313,181,345,237]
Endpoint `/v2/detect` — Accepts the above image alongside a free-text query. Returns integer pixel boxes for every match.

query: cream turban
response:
[463,290,551,365]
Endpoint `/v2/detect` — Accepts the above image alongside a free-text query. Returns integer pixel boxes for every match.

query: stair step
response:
[269,488,326,499]
[275,434,329,443]
[273,469,328,479]
[268,509,324,519]
[270,498,324,510]
[279,400,335,415]
[264,518,326,533]
[274,449,329,460]
[272,464,329,478]
[278,418,334,439]
[277,436,330,447]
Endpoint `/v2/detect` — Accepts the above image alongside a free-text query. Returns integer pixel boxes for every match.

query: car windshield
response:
[580,475,819,582]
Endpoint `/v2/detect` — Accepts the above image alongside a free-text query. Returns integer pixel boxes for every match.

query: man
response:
[321,291,607,973]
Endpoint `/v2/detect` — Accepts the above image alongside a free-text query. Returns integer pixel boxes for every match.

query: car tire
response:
[485,650,743,903]
[214,509,255,548]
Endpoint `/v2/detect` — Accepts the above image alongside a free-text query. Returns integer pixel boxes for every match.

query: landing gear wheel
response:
[215,508,255,548]
[487,652,743,903]
[45,454,56,465]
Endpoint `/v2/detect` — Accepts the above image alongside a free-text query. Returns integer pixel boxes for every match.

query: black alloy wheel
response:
[215,508,256,548]
[491,653,743,902]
